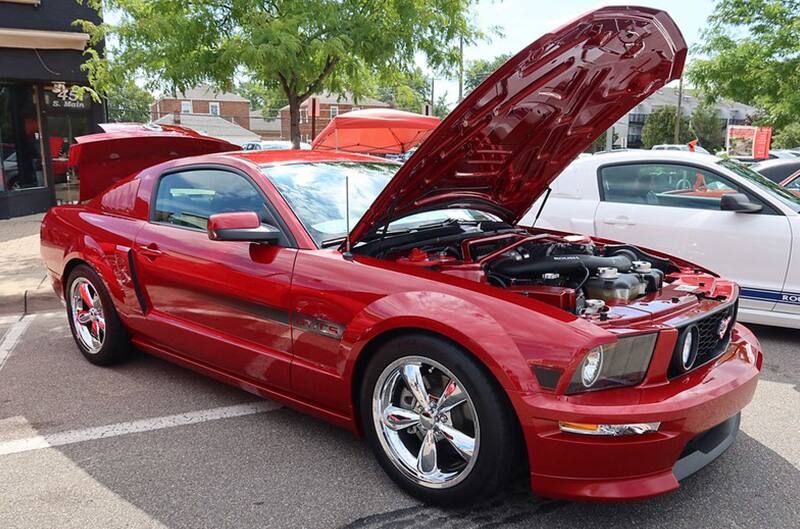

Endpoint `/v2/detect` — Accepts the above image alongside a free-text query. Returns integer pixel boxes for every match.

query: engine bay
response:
[361,225,688,317]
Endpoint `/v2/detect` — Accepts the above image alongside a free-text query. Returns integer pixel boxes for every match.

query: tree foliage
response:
[106,80,153,123]
[77,0,482,146]
[773,122,800,148]
[687,0,800,128]
[235,81,287,119]
[374,67,430,114]
[641,106,692,149]
[690,102,725,153]
[464,53,511,95]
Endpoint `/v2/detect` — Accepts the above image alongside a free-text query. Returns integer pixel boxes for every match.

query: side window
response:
[153,170,270,231]
[786,173,800,191]
[600,163,748,211]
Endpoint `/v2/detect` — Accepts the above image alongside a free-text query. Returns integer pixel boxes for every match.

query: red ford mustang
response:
[40,7,761,505]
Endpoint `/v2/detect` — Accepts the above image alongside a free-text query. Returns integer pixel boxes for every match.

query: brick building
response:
[279,93,391,142]
[150,85,251,130]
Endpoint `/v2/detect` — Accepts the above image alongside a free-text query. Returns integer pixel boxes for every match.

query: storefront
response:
[0,0,105,219]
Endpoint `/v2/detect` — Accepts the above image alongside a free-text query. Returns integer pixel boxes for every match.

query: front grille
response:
[668,301,737,378]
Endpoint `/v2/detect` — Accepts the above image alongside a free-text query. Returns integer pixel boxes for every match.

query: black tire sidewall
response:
[65,264,129,365]
[360,333,517,505]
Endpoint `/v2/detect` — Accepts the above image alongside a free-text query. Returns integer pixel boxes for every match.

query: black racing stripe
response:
[127,250,149,314]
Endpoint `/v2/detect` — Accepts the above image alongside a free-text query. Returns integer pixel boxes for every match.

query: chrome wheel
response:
[372,356,480,489]
[69,277,105,354]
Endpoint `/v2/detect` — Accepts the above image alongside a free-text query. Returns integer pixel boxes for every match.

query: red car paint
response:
[40,6,761,501]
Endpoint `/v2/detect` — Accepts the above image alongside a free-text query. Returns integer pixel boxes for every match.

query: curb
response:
[0,288,62,316]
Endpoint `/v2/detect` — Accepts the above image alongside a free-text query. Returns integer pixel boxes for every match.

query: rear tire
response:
[360,333,519,505]
[65,264,131,365]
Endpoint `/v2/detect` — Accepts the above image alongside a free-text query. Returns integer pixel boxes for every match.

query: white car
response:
[522,151,800,328]
[241,140,311,151]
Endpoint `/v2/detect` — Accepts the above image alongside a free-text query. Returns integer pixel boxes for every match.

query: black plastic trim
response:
[127,249,149,314]
[673,412,740,481]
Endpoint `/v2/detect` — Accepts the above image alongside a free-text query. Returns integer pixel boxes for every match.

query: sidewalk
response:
[0,213,59,315]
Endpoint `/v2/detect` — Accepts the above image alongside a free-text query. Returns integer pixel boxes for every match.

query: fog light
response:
[677,325,699,371]
[581,347,603,388]
[559,421,661,436]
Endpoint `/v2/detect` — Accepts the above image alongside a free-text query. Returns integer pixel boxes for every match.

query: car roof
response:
[575,149,722,169]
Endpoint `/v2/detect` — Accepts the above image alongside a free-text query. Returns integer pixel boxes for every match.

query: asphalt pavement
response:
[0,310,798,529]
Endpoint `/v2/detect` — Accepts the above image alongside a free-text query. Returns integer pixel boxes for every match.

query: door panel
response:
[135,223,296,389]
[133,167,297,390]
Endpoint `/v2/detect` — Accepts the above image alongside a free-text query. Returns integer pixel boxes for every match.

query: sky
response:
[433,0,717,105]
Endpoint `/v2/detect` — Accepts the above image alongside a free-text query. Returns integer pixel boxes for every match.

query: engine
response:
[389,232,678,315]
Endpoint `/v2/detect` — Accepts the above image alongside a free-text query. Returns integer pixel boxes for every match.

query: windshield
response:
[263,162,500,246]
[718,159,800,212]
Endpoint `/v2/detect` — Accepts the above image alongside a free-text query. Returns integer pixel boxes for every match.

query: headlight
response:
[567,333,658,394]
[581,347,603,387]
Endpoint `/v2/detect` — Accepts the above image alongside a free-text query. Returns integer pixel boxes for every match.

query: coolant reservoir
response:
[584,272,645,303]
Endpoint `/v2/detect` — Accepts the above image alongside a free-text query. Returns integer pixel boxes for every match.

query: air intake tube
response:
[492,254,633,277]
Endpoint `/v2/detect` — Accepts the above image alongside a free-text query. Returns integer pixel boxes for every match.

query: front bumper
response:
[520,323,761,501]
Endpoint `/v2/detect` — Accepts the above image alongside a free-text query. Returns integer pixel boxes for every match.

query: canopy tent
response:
[311,109,440,154]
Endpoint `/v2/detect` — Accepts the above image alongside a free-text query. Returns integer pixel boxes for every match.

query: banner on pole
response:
[726,125,772,159]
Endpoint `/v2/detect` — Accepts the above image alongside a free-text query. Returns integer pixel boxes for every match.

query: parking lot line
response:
[0,401,281,457]
[0,313,34,373]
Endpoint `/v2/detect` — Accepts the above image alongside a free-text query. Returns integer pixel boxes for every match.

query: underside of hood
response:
[349,5,686,245]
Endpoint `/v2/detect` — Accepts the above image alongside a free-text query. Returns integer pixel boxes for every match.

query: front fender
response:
[341,291,533,396]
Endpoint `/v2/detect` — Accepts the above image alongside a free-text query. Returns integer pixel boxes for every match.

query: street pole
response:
[430,77,435,114]
[311,98,317,142]
[458,36,464,101]
[673,77,683,143]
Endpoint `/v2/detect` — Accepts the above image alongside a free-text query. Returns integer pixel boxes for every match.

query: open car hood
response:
[70,123,238,201]
[348,5,686,245]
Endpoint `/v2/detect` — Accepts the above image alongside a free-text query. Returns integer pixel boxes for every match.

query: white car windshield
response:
[262,162,500,246]
[719,159,800,212]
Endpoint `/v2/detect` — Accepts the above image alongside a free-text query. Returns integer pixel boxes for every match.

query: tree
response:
[77,0,482,147]
[235,81,287,119]
[433,93,451,119]
[687,0,799,128]
[690,102,725,153]
[374,67,430,114]
[106,80,153,123]
[773,123,800,149]
[641,106,692,148]
[464,53,512,95]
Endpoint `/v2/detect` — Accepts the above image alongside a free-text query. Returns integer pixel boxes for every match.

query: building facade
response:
[150,85,251,130]
[612,86,756,150]
[0,0,105,218]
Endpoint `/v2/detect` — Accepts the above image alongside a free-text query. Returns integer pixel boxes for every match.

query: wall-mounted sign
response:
[726,125,772,160]
[43,82,91,111]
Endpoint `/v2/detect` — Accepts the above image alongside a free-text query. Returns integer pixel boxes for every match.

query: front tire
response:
[66,264,131,365]
[361,334,519,505]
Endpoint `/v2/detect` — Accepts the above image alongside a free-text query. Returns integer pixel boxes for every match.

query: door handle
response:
[602,216,636,226]
[138,243,163,259]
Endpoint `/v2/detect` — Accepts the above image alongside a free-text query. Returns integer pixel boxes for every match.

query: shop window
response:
[0,85,45,193]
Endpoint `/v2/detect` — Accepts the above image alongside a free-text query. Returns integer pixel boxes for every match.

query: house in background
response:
[153,112,260,147]
[279,93,391,142]
[150,85,251,130]
[249,110,282,140]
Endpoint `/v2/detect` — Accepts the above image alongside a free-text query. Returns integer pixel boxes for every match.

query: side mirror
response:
[207,211,281,243]
[720,193,762,213]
